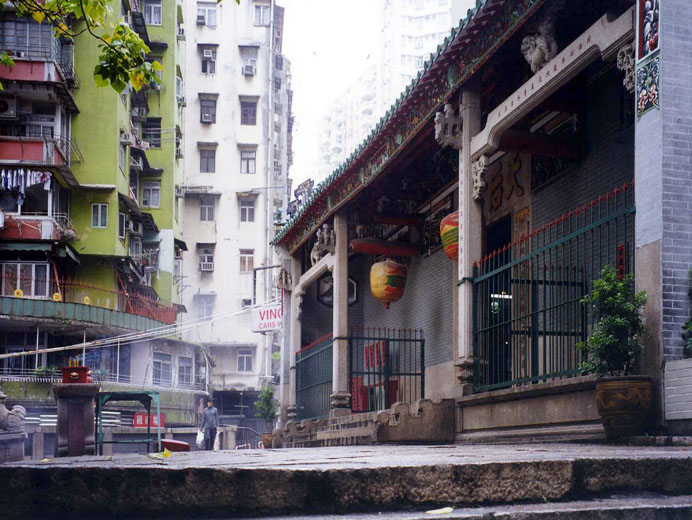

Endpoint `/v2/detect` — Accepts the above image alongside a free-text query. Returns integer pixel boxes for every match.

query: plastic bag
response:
[196,430,205,448]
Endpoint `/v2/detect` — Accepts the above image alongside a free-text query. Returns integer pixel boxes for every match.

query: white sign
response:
[251,303,283,332]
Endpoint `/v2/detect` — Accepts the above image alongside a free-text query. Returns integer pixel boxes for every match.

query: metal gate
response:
[349,327,424,413]
[295,334,332,421]
[473,183,635,391]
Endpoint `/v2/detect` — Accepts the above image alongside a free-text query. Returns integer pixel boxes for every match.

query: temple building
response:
[273,0,692,444]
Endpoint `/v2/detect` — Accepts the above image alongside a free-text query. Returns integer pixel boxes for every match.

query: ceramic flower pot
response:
[261,432,274,449]
[595,375,653,439]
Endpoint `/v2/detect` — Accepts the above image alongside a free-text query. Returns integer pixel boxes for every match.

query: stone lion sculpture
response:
[0,391,26,432]
[521,0,564,73]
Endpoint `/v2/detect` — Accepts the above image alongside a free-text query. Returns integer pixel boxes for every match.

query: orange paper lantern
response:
[440,211,459,260]
[370,259,407,309]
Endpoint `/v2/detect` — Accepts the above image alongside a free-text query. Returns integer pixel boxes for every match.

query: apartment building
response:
[180,0,292,433]
[0,1,206,435]
[318,0,459,180]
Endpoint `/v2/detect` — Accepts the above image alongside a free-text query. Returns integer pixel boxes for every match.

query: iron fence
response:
[472,182,635,392]
[349,327,424,413]
[295,333,333,421]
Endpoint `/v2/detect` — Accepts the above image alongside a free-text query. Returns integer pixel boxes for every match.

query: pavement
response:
[2,443,692,518]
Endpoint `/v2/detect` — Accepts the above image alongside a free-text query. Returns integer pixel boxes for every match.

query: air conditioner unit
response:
[199,262,214,272]
[177,27,185,36]
[176,96,186,106]
[197,14,206,25]
[202,49,214,59]
[201,113,213,123]
[0,97,17,119]
[120,133,131,144]
[175,186,184,198]
[175,148,183,159]
[128,220,143,234]
[243,65,256,76]
[12,50,25,58]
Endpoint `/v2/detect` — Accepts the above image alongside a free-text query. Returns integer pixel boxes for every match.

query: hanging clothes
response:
[0,169,52,205]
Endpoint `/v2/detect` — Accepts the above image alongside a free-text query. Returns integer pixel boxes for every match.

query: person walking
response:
[199,398,219,451]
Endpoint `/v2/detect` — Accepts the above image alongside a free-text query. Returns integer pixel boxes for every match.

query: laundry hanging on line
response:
[0,169,52,206]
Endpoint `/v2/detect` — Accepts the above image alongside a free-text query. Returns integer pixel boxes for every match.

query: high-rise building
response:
[318,0,460,180]
[180,0,292,434]
[0,1,206,435]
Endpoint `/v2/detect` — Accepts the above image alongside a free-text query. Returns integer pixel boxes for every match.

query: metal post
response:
[35,326,40,369]
[116,339,120,383]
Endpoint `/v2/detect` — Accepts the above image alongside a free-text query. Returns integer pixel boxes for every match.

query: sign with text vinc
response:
[251,303,283,332]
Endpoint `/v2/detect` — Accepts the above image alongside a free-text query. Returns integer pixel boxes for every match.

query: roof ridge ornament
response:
[434,104,463,149]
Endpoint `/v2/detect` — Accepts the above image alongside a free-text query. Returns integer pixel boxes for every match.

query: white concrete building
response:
[318,0,461,180]
[180,0,292,428]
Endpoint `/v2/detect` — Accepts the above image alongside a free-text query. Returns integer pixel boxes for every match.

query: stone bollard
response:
[53,383,100,457]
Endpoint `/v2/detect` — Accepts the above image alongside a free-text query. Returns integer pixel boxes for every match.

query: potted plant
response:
[578,265,651,439]
[254,385,278,448]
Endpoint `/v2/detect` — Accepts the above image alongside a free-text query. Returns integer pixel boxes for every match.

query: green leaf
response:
[151,60,163,72]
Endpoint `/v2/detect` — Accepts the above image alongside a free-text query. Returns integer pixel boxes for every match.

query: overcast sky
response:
[279,0,476,187]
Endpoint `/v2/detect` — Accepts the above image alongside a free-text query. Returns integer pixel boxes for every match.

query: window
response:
[178,357,193,387]
[240,100,257,125]
[200,47,216,74]
[415,55,424,68]
[240,149,256,174]
[237,348,253,372]
[198,245,214,271]
[199,196,215,221]
[141,182,160,208]
[198,296,214,320]
[118,213,126,239]
[142,119,161,148]
[240,249,254,273]
[1,262,50,298]
[119,144,126,171]
[240,199,255,222]
[92,204,108,228]
[129,236,142,260]
[415,37,423,49]
[254,4,270,26]
[241,47,258,75]
[197,2,217,27]
[200,148,216,172]
[143,0,162,25]
[153,353,172,386]
[200,98,216,123]
[241,298,252,308]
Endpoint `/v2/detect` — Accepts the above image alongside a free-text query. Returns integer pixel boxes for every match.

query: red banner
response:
[133,412,165,428]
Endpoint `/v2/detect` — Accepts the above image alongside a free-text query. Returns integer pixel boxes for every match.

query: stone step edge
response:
[3,456,692,518]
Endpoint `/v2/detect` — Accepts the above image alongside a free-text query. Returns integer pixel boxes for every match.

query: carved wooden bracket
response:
[434,104,463,149]
[616,41,635,94]
[472,155,488,201]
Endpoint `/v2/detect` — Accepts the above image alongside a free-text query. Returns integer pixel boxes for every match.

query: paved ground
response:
[3,443,692,519]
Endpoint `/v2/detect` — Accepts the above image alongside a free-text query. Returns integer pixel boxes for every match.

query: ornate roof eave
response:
[273,0,547,254]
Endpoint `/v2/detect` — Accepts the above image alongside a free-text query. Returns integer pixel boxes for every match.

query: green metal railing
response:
[472,182,635,392]
[295,333,333,421]
[349,327,424,413]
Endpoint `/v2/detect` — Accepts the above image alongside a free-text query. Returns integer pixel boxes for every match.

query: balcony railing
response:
[0,273,179,325]
[0,212,76,242]
[0,132,83,166]
[2,41,80,88]
[0,368,204,391]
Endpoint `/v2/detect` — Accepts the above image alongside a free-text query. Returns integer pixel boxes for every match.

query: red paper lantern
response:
[370,259,407,309]
[440,211,459,260]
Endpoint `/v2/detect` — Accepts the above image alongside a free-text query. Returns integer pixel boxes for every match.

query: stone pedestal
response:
[0,432,26,462]
[53,383,100,457]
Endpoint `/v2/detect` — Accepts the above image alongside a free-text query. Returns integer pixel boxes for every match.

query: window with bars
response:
[200,148,216,172]
[200,47,216,74]
[240,101,257,125]
[199,196,215,221]
[237,348,253,372]
[240,249,254,273]
[1,263,50,298]
[240,199,255,222]
[198,245,215,272]
[141,182,160,208]
[91,204,108,228]
[200,98,217,124]
[153,353,172,386]
[142,119,161,148]
[240,149,256,173]
[178,357,193,387]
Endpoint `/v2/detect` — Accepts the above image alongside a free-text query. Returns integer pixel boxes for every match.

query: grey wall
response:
[659,0,692,360]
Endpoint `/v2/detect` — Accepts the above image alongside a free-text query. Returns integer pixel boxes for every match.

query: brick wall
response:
[660,0,692,361]
[351,249,455,368]
[664,358,692,421]
[532,66,634,229]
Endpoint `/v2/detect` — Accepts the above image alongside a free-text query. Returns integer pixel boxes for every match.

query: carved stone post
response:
[330,210,351,414]
[456,84,482,392]
[287,252,303,421]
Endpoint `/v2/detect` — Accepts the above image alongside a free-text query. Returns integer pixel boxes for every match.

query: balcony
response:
[0,212,76,242]
[0,133,83,174]
[0,272,180,330]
